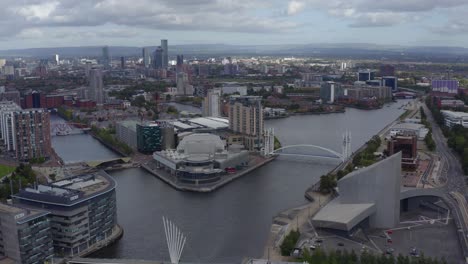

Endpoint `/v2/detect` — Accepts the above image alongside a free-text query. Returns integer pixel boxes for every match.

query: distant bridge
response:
[272,144,345,161]
[51,122,91,136]
[268,131,352,162]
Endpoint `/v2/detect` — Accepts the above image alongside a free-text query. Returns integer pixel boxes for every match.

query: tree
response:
[132,95,146,107]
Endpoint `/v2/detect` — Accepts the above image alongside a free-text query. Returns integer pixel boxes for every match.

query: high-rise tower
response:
[161,39,168,68]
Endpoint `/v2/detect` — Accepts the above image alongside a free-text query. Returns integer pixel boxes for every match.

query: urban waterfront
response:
[51,101,410,262]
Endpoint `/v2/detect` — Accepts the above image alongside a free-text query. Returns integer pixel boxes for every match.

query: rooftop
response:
[187,117,229,130]
[441,110,468,118]
[0,203,49,224]
[117,120,139,131]
[391,123,426,131]
[13,171,115,207]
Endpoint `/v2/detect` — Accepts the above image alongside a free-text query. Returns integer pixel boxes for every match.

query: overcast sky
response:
[1,0,468,49]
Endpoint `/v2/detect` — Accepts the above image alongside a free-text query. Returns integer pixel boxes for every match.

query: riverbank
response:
[88,131,131,157]
[54,224,124,264]
[261,191,333,261]
[142,155,276,192]
[289,109,346,116]
[261,99,419,260]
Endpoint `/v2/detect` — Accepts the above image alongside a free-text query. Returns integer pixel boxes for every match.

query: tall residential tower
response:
[161,39,168,68]
[228,96,264,150]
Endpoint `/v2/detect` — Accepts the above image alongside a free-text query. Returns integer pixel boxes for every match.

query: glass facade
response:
[137,124,162,154]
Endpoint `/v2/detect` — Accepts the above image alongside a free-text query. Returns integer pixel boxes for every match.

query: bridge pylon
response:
[342,131,352,160]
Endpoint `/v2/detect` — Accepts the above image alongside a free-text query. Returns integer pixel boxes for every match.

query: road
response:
[422,102,468,261]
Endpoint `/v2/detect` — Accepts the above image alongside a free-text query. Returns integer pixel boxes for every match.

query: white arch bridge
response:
[263,129,351,162]
[271,144,346,161]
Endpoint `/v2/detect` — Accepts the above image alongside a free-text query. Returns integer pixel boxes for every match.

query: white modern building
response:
[153,133,249,185]
[441,110,468,128]
[312,152,443,232]
[389,123,429,140]
[221,83,248,96]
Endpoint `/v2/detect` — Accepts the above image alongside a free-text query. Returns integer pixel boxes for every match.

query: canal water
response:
[51,101,410,263]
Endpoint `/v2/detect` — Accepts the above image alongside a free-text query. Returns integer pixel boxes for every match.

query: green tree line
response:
[91,126,133,156]
[0,164,40,200]
[301,248,447,264]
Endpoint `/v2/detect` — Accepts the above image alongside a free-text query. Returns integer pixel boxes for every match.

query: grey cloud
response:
[307,0,468,28]
[0,0,297,39]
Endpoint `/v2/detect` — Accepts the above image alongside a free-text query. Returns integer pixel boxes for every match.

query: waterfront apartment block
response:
[0,102,52,161]
[115,120,139,150]
[228,96,264,151]
[202,88,221,117]
[12,171,117,256]
[0,203,54,264]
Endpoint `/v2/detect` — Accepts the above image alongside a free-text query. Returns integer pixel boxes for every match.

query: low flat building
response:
[153,133,249,185]
[441,110,468,128]
[12,171,117,257]
[0,203,53,264]
[389,123,429,140]
[439,99,465,109]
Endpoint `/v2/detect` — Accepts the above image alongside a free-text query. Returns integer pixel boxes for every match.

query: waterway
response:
[51,101,410,263]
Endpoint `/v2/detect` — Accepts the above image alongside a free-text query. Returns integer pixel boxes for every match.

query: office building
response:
[176,55,184,66]
[12,171,118,257]
[228,96,264,150]
[142,47,151,68]
[320,81,344,103]
[0,88,21,106]
[358,69,376,82]
[115,120,139,150]
[380,64,395,76]
[3,65,14,76]
[153,46,164,69]
[221,83,248,96]
[54,54,59,65]
[387,135,418,169]
[160,122,176,150]
[0,203,54,264]
[102,46,110,67]
[161,39,168,68]
[89,69,104,105]
[202,88,222,117]
[344,85,392,101]
[23,91,45,108]
[439,99,466,109]
[137,122,162,154]
[153,133,249,184]
[0,59,5,68]
[176,72,193,95]
[441,110,468,128]
[432,79,459,94]
[0,104,52,161]
[382,76,398,92]
[120,56,125,69]
[176,55,184,72]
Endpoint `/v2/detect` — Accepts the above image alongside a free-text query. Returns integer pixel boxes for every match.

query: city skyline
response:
[2,0,468,50]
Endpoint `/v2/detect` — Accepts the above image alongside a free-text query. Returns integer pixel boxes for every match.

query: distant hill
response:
[1,44,468,61]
